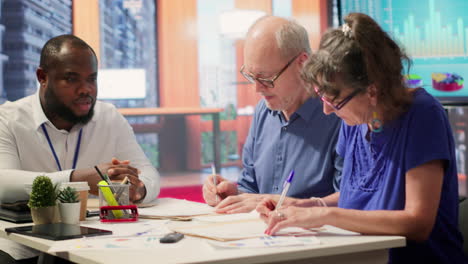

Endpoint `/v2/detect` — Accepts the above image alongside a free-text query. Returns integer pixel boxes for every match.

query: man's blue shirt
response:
[238,97,343,198]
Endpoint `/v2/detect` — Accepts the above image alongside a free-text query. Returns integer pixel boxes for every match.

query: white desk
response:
[0,220,405,264]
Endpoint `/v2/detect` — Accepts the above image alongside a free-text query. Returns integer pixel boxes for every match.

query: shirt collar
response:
[32,91,50,131]
[90,102,99,123]
[268,96,321,123]
[295,97,322,122]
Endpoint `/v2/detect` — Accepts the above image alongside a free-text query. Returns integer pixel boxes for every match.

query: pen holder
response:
[98,181,131,221]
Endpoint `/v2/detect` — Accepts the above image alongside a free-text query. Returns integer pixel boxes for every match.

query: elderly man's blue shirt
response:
[238,97,343,198]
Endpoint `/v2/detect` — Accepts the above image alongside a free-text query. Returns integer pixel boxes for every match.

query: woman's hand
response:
[256,198,328,235]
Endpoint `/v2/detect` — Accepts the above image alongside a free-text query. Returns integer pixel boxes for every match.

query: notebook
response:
[0,207,32,223]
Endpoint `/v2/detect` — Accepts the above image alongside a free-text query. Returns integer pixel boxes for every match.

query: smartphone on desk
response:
[5,223,112,241]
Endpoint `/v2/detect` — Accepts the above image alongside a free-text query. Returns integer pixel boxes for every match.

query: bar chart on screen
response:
[340,0,468,101]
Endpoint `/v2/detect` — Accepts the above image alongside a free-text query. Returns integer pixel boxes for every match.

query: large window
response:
[197,0,239,166]
[1,0,72,102]
[97,0,157,108]
[97,0,159,167]
[0,0,160,168]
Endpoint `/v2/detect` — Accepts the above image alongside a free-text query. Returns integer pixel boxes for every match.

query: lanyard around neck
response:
[41,124,83,171]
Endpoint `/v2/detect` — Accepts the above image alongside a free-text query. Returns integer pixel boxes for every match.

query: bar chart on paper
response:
[340,0,468,100]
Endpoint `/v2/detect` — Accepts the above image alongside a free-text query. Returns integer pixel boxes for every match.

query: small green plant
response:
[27,175,58,209]
[58,186,80,203]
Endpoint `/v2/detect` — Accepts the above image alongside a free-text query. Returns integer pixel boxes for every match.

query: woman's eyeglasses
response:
[314,86,361,110]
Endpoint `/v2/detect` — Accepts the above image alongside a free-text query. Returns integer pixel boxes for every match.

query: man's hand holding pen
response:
[107,158,146,203]
[211,164,220,204]
[202,174,238,206]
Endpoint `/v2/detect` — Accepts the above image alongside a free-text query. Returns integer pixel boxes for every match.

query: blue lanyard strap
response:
[41,124,83,171]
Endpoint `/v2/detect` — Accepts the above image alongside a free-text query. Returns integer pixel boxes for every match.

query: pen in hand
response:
[120,176,129,185]
[275,170,295,213]
[211,164,219,204]
[95,165,116,194]
[94,166,108,183]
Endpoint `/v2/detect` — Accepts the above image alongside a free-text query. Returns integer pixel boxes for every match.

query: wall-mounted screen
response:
[339,0,468,105]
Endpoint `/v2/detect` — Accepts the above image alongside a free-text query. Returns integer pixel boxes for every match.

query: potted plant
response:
[28,175,59,224]
[58,186,81,224]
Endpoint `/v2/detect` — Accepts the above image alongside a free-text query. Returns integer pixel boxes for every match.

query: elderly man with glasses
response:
[202,16,343,213]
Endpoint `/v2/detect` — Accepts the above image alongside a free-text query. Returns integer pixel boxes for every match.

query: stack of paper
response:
[167,212,318,241]
[192,211,259,222]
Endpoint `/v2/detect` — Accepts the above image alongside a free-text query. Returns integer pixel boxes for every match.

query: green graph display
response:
[341,0,468,103]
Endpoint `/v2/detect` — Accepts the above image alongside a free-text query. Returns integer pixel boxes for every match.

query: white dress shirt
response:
[0,92,160,259]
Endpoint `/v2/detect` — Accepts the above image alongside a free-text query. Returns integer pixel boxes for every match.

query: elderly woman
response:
[256,13,466,263]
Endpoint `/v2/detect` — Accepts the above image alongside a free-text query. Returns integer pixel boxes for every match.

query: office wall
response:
[157,0,201,171]
[72,0,101,60]
[292,0,328,50]
[158,0,199,107]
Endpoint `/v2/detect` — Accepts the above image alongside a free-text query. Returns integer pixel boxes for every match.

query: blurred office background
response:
[0,0,466,199]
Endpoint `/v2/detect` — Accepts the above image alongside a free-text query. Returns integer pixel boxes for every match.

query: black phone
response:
[5,223,112,241]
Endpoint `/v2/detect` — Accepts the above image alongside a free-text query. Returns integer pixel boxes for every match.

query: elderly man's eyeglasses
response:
[314,86,361,110]
[240,54,300,88]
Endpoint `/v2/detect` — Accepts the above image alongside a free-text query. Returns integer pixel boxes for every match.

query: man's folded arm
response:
[0,169,72,203]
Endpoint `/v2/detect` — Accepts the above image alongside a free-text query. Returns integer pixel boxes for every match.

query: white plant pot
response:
[58,202,81,225]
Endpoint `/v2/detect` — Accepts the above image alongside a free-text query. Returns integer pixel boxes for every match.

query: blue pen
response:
[135,228,154,236]
[275,170,294,212]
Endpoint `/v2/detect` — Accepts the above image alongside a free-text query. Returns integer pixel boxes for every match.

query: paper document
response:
[208,236,320,249]
[80,219,170,238]
[193,211,259,222]
[167,215,317,241]
[138,198,214,220]
[47,234,181,252]
[48,220,173,252]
